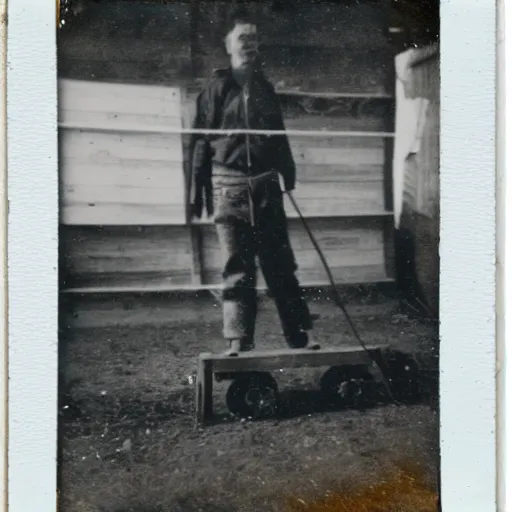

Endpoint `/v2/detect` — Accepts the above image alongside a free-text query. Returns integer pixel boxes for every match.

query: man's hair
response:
[224,6,257,36]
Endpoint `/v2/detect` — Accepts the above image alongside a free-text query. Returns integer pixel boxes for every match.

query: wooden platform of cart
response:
[195,344,386,424]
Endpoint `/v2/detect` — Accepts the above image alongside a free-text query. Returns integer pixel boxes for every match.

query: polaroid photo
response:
[4,0,500,511]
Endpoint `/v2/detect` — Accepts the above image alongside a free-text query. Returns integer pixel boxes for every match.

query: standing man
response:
[189,7,318,356]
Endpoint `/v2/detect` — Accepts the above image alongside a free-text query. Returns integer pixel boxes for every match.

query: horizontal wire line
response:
[58,122,395,138]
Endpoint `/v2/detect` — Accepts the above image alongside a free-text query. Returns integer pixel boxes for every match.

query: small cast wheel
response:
[320,365,373,406]
[380,349,420,402]
[226,372,280,419]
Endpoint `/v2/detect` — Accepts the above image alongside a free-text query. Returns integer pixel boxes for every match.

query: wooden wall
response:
[61,218,393,292]
[395,45,440,315]
[58,1,397,293]
[59,79,187,225]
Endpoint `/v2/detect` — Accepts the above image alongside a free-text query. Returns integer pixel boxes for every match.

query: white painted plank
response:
[202,247,385,270]
[283,199,384,218]
[293,248,385,268]
[61,163,184,188]
[291,145,384,166]
[59,131,382,169]
[58,111,183,132]
[59,79,182,117]
[61,184,184,206]
[60,204,186,226]
[290,180,384,199]
[295,164,384,182]
[59,130,184,163]
[201,220,385,251]
[60,201,387,226]
[59,125,186,224]
[284,180,385,216]
[62,163,383,188]
[288,135,385,149]
[59,79,183,132]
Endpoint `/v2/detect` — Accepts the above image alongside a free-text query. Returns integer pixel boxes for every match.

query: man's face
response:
[225,23,259,69]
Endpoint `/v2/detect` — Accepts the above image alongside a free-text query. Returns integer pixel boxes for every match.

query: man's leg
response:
[256,200,318,349]
[216,220,258,355]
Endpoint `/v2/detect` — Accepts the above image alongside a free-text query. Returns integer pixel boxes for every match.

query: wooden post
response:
[195,356,213,425]
[383,98,396,214]
[189,225,204,286]
[195,357,204,425]
[381,27,396,215]
[382,43,396,283]
[383,216,396,281]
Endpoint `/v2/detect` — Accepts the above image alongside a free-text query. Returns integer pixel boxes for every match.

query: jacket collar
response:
[213,61,266,87]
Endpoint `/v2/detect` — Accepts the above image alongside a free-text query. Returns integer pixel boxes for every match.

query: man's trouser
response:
[211,165,313,347]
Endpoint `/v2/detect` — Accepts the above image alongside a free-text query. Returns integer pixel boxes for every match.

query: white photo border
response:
[439,1,497,511]
[5,1,499,511]
[438,0,498,510]
[6,1,58,511]
[497,0,510,510]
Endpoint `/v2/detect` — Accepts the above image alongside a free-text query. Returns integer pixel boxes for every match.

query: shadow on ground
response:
[60,362,438,435]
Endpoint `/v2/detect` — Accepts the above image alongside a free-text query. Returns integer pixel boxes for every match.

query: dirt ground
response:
[58,290,439,512]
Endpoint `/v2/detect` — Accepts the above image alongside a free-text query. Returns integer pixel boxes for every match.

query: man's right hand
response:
[278,173,295,193]
[190,180,213,220]
[190,201,202,220]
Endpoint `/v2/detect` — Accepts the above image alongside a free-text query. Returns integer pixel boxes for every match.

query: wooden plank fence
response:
[58,78,395,292]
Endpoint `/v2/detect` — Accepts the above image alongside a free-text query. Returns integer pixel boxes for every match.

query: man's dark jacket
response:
[189,66,296,219]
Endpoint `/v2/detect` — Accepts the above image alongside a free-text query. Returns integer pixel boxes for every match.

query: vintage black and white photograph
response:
[56,1,440,510]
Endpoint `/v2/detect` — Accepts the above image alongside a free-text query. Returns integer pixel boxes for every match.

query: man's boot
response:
[285,329,320,351]
[224,338,255,357]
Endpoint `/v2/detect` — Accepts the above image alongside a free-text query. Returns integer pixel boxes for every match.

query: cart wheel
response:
[381,349,420,402]
[320,365,373,406]
[226,372,280,419]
